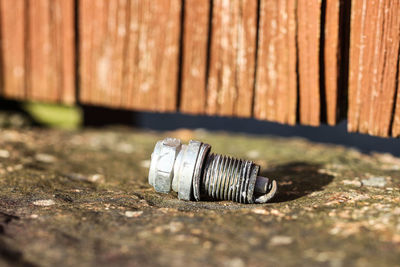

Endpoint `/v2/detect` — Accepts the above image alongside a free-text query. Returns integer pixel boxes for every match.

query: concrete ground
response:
[0,123,399,266]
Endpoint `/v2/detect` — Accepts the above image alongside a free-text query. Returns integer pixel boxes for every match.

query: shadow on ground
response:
[0,98,39,128]
[82,105,400,157]
[260,162,334,203]
[1,99,400,155]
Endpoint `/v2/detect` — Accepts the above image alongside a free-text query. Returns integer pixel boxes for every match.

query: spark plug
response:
[148,138,277,204]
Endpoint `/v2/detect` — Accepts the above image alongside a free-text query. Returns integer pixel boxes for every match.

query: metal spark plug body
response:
[148,138,277,204]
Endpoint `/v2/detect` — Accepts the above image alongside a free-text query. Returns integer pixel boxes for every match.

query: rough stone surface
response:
[0,127,399,266]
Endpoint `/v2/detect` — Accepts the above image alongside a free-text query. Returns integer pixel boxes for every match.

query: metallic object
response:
[148,138,277,204]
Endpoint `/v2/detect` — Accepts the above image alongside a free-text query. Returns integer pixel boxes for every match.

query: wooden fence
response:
[0,0,399,137]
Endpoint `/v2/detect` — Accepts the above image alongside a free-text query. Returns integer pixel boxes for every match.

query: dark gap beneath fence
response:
[176,0,185,111]
[319,0,327,124]
[81,105,400,156]
[0,97,41,127]
[338,0,351,121]
[82,104,135,126]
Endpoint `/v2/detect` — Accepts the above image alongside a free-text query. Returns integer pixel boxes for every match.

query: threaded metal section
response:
[201,153,258,203]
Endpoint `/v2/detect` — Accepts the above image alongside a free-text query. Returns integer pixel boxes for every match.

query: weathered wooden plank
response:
[0,0,26,99]
[28,0,54,101]
[348,0,400,137]
[297,0,321,126]
[206,0,235,116]
[236,0,258,117]
[79,0,100,105]
[180,0,210,114]
[80,0,181,112]
[0,0,75,104]
[120,0,138,109]
[79,0,125,107]
[349,0,379,134]
[254,0,297,124]
[347,0,364,133]
[368,0,400,137]
[357,0,380,134]
[27,0,75,104]
[124,0,181,111]
[206,0,258,117]
[324,0,341,125]
[58,0,76,105]
[153,0,182,111]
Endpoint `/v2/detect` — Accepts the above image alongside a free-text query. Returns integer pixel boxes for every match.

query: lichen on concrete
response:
[0,127,399,266]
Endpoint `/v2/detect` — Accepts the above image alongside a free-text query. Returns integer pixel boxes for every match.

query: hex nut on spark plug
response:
[148,138,278,204]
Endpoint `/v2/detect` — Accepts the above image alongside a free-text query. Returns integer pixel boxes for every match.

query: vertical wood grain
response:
[347,0,364,133]
[180,0,211,114]
[368,0,400,137]
[297,0,321,126]
[0,0,75,104]
[0,0,26,99]
[79,0,124,106]
[124,0,181,111]
[254,0,297,124]
[58,0,75,104]
[28,0,75,103]
[205,0,258,117]
[324,0,341,125]
[79,0,181,112]
[348,0,400,137]
[180,0,210,114]
[28,0,53,101]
